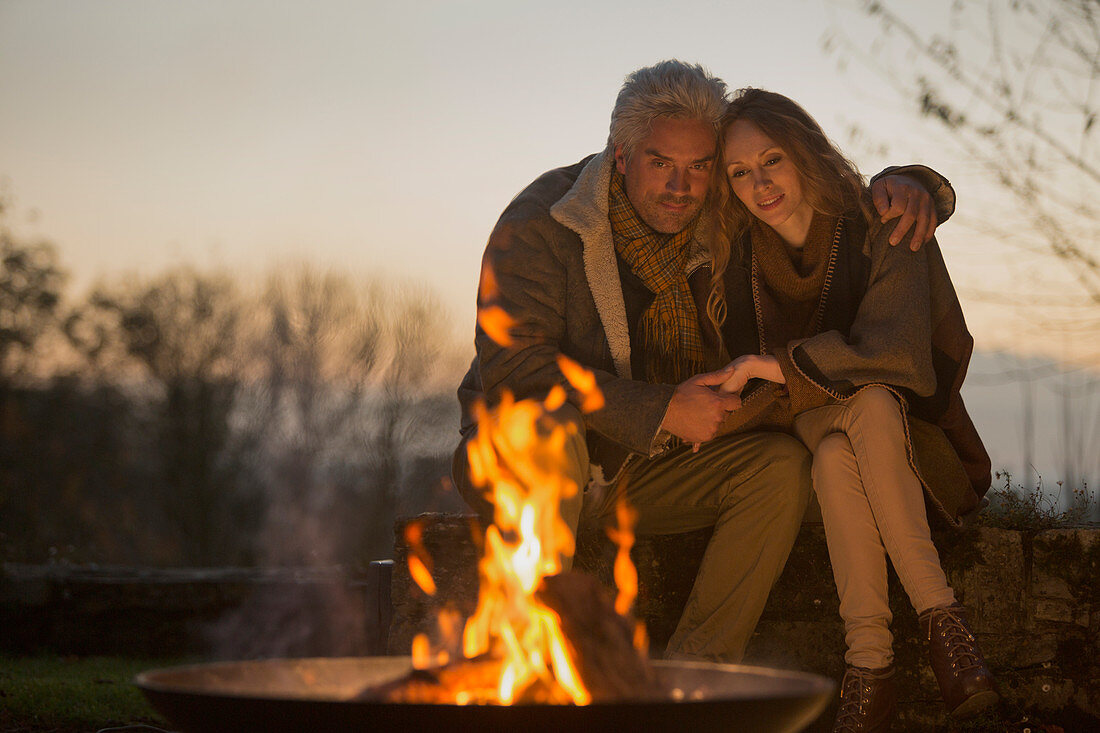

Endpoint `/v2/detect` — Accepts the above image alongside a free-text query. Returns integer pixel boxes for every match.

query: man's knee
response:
[757,432,813,498]
[716,432,812,513]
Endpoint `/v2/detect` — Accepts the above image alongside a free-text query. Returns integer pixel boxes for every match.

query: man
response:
[453,60,953,663]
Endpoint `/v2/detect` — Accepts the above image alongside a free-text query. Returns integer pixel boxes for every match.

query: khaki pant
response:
[455,404,812,663]
[547,406,813,663]
[793,386,956,669]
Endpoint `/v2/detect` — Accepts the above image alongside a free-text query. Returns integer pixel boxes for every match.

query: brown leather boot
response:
[832,665,896,732]
[919,602,999,719]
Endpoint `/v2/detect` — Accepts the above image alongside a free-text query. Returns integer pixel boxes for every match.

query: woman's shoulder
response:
[842,190,884,255]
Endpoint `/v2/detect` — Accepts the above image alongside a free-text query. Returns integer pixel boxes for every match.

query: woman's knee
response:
[845,386,904,429]
[811,432,857,491]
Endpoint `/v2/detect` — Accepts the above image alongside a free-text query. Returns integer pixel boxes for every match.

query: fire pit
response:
[137,339,838,731]
[136,656,833,732]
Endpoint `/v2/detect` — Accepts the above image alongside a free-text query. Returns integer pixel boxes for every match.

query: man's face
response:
[615,117,716,234]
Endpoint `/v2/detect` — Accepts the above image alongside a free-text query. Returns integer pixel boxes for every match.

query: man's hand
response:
[660,366,743,445]
[718,354,785,396]
[870,174,938,250]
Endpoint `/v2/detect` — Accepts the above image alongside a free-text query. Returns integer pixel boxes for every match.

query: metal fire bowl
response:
[136,657,833,733]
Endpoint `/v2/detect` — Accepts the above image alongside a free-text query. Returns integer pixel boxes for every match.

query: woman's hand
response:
[718,354,785,395]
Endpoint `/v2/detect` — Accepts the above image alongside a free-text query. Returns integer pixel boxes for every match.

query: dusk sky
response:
[2,0,1097,484]
[2,0,962,333]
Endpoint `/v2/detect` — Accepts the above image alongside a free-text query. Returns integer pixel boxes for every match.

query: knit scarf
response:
[609,172,706,384]
[751,211,840,351]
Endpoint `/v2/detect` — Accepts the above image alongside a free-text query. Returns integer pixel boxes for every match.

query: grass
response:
[0,655,187,733]
[979,472,1097,530]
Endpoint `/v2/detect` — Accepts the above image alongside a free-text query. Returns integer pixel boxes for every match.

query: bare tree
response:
[240,265,463,567]
[822,0,1100,490]
[367,287,464,548]
[238,265,383,566]
[823,0,1100,356]
[0,198,65,386]
[68,267,255,565]
[209,268,464,658]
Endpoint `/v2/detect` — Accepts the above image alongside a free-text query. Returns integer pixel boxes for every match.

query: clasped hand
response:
[660,355,786,452]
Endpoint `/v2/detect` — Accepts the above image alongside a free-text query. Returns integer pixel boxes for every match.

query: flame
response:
[557,354,605,413]
[607,498,639,617]
[412,633,432,669]
[477,263,514,347]
[408,291,644,705]
[452,388,596,704]
[543,384,567,412]
[405,522,437,596]
[478,306,517,347]
[478,260,501,301]
[633,621,650,655]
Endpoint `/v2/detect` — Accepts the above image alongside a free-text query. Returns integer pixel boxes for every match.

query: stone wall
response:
[0,562,393,659]
[3,518,1096,730]
[389,514,1100,731]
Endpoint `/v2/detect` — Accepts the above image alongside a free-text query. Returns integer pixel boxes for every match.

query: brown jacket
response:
[717,209,992,526]
[456,151,690,498]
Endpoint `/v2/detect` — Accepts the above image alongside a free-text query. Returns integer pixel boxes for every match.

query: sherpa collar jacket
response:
[456,150,698,494]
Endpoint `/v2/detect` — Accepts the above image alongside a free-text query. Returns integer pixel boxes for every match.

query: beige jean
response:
[793,386,956,669]
[556,407,813,663]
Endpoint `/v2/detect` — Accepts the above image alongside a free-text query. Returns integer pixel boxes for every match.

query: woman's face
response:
[722,118,814,246]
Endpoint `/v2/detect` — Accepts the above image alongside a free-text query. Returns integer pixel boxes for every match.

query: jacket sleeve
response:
[870,164,956,224]
[475,214,676,456]
[775,223,939,414]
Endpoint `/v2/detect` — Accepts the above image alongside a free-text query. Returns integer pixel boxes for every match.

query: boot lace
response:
[926,606,981,673]
[833,668,877,732]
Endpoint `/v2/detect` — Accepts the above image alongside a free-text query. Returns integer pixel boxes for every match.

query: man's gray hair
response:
[608,60,728,156]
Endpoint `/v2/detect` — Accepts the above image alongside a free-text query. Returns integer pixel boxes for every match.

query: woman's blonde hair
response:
[705,88,870,334]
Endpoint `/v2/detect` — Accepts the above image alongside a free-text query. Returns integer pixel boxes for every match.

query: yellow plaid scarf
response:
[609,172,707,384]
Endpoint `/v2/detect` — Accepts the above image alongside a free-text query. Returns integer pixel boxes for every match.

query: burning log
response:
[535,571,664,701]
[357,570,666,704]
[355,655,505,704]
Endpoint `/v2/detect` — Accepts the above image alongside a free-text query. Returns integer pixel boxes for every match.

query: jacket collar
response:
[550,150,632,380]
[550,148,713,381]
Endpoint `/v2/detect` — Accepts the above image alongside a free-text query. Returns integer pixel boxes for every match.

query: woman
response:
[710,89,997,731]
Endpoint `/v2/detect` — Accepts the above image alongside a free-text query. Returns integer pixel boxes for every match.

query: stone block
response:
[939,526,1027,634]
[1033,528,1100,605]
[1074,676,1100,721]
[996,633,1059,668]
[756,525,839,622]
[1032,597,1089,626]
[387,514,482,655]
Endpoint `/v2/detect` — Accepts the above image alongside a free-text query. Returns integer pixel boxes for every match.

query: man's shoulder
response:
[499,154,599,223]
